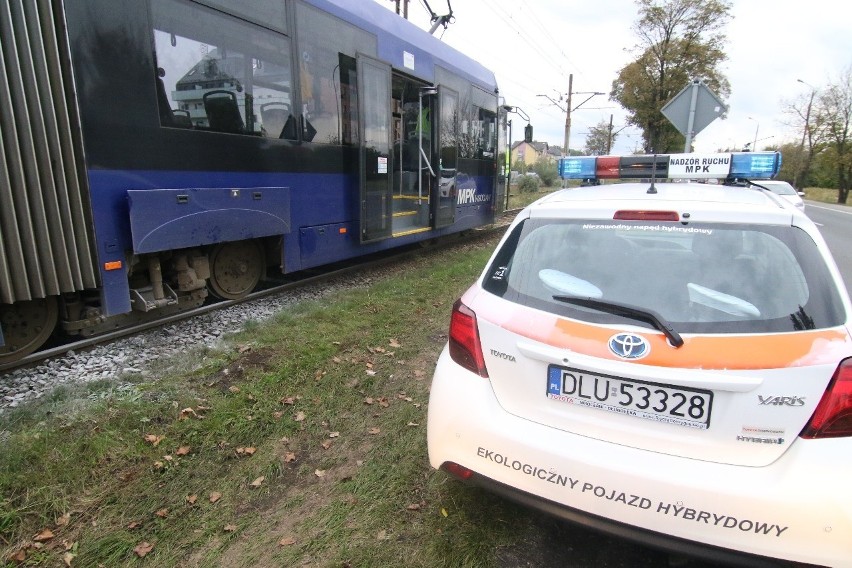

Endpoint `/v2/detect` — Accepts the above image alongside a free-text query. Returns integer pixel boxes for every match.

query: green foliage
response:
[531,161,558,187]
[584,120,615,155]
[516,174,541,193]
[812,146,842,189]
[816,67,852,202]
[611,0,732,153]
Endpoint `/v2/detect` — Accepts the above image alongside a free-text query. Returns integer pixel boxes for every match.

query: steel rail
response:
[1,219,516,374]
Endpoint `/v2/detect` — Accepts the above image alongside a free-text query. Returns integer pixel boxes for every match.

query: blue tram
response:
[0,0,508,365]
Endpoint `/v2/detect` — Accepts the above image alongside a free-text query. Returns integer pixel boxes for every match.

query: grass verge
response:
[0,234,537,568]
[803,186,849,205]
[506,185,562,210]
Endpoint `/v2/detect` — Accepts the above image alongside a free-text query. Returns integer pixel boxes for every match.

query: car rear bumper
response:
[427,347,852,568]
[457,470,824,568]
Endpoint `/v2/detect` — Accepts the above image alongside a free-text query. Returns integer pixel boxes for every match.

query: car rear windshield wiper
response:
[552,295,684,348]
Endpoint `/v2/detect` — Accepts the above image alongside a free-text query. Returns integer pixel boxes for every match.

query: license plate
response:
[546,365,713,429]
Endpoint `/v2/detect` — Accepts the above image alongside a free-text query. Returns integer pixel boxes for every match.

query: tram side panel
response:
[1,0,501,363]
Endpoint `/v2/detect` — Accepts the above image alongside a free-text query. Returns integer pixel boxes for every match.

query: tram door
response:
[434,86,458,228]
[358,55,393,243]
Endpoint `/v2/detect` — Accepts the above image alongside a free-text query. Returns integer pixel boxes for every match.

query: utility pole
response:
[606,114,614,154]
[564,74,573,156]
[393,0,409,18]
[538,80,603,157]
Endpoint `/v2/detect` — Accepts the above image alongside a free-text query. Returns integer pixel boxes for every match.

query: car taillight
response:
[800,358,852,439]
[448,299,489,378]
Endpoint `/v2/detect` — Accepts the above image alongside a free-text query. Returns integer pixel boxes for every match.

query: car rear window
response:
[483,219,846,333]
[761,181,797,195]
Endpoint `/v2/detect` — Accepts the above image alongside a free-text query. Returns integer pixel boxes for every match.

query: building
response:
[511,140,562,166]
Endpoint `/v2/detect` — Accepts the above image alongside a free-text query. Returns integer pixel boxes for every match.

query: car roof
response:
[521,181,803,226]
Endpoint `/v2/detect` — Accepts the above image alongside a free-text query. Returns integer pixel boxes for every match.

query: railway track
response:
[1,217,515,375]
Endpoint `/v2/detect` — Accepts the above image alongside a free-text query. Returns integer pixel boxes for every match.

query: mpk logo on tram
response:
[608,333,650,359]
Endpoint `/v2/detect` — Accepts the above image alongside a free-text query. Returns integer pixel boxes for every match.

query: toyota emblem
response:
[608,333,650,359]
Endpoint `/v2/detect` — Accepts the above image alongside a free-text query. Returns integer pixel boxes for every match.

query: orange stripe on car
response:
[475,295,850,370]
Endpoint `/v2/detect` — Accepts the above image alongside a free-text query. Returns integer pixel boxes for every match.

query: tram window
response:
[440,89,458,170]
[478,108,497,158]
[295,3,376,145]
[151,0,294,139]
[459,106,496,159]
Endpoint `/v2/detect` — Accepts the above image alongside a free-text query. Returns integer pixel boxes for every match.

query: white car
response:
[755,179,806,212]
[428,152,852,567]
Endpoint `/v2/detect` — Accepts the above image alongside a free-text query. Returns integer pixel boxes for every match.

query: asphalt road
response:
[805,201,852,297]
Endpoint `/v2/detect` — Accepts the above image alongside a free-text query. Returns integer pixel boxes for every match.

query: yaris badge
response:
[608,333,649,359]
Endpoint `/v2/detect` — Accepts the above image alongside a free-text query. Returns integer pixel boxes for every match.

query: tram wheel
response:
[208,240,265,300]
[0,297,59,366]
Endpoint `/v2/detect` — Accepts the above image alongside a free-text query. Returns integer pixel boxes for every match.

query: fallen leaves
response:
[33,529,54,542]
[143,434,164,447]
[133,541,154,558]
[178,407,198,420]
[250,476,265,488]
[209,491,222,504]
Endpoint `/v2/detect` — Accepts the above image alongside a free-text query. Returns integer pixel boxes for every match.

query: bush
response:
[517,174,541,193]
[532,161,559,187]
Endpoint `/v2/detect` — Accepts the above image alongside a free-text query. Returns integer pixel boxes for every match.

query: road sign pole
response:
[661,79,727,153]
[684,80,700,153]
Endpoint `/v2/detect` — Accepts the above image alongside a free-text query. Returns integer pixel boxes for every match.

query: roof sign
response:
[558,152,782,182]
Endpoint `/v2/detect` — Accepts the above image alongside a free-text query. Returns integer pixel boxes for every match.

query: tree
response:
[817,66,852,203]
[782,87,825,189]
[585,120,616,155]
[775,142,806,185]
[611,0,732,153]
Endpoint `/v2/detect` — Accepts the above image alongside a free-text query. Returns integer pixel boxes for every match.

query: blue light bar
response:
[559,156,596,179]
[730,152,782,179]
[558,152,782,181]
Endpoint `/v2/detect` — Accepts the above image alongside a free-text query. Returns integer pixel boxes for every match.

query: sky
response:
[373,0,851,155]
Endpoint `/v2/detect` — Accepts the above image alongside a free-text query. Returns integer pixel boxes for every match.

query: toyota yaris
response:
[428,152,852,567]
